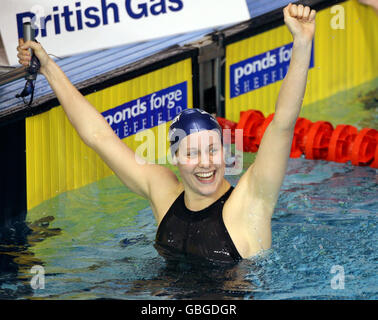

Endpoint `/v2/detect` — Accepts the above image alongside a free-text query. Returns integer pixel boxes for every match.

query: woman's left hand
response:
[283,3,316,43]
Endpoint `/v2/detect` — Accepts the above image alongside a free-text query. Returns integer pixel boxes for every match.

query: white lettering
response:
[30,265,45,290]
[331,265,345,289]
[330,5,345,29]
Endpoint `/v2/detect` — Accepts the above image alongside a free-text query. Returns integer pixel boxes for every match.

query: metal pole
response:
[213,33,225,117]
[0,67,29,86]
[23,22,37,81]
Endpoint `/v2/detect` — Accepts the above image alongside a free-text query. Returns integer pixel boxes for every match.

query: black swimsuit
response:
[154,186,242,263]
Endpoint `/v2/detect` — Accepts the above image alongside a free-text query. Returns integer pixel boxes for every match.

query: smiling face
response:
[174,130,225,196]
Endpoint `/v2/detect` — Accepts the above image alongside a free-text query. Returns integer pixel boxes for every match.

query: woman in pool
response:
[17,4,316,263]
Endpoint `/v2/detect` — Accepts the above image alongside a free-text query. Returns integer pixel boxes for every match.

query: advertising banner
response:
[229,41,315,99]
[102,81,187,139]
[0,0,250,66]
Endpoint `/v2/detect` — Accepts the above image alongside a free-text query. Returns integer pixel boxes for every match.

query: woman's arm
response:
[17,40,179,205]
[246,3,316,210]
[224,4,316,257]
[18,40,119,147]
[273,3,315,131]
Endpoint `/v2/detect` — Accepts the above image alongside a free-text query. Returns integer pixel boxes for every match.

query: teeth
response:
[195,171,214,178]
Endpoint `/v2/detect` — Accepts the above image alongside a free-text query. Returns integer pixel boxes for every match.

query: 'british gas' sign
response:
[15,1,185,39]
[102,82,187,139]
[230,41,314,98]
[0,0,250,66]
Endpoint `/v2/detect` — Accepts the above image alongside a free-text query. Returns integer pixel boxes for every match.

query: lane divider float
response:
[217,111,377,168]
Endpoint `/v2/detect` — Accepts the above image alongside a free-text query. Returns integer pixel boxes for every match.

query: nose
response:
[198,151,211,168]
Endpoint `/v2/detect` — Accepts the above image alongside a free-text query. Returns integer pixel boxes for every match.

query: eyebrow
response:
[187,143,220,151]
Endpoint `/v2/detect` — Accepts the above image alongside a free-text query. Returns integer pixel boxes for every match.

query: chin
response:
[196,185,218,196]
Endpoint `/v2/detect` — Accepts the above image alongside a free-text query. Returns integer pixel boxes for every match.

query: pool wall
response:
[0,119,27,226]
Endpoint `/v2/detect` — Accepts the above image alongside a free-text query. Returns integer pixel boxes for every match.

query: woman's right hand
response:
[17,38,51,75]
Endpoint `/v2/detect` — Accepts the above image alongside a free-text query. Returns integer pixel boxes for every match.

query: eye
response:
[187,150,198,157]
[209,147,219,155]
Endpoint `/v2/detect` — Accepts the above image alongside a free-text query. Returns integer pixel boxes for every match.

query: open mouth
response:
[194,170,216,184]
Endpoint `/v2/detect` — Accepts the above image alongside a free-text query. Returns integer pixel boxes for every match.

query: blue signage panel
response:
[102,81,187,139]
[230,41,314,98]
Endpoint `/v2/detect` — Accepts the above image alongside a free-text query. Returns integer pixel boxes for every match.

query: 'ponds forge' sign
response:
[230,41,315,98]
[102,81,187,139]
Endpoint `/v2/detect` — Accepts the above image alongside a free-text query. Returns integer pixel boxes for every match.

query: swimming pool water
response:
[0,81,377,300]
[0,154,376,300]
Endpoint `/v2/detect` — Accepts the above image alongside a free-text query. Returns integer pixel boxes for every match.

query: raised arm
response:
[224,4,316,257]
[17,40,179,215]
[247,3,316,211]
[18,39,120,146]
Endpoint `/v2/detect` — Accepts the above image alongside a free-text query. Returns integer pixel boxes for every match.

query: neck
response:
[183,179,231,212]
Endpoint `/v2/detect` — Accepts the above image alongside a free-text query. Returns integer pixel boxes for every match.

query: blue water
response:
[0,155,376,300]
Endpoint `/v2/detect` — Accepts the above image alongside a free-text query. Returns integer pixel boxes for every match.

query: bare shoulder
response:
[146,164,183,225]
[222,164,273,258]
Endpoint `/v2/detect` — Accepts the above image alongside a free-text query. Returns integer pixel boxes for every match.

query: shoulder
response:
[222,167,274,258]
[223,162,276,217]
[148,170,183,225]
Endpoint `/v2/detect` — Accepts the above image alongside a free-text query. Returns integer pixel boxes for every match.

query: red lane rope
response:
[217,111,377,168]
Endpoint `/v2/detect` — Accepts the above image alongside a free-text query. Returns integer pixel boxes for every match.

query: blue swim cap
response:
[168,108,222,156]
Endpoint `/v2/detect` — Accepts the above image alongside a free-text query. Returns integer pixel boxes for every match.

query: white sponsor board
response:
[0,0,250,66]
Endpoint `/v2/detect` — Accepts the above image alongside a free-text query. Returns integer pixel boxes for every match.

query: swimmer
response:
[17,3,316,263]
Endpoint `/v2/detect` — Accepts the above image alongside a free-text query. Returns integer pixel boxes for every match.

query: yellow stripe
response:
[225,0,378,121]
[26,58,193,210]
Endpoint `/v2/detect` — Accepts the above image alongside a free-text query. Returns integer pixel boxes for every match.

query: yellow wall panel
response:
[26,58,193,210]
[225,0,378,122]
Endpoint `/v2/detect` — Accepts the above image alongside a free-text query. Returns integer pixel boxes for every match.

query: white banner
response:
[0,0,250,66]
